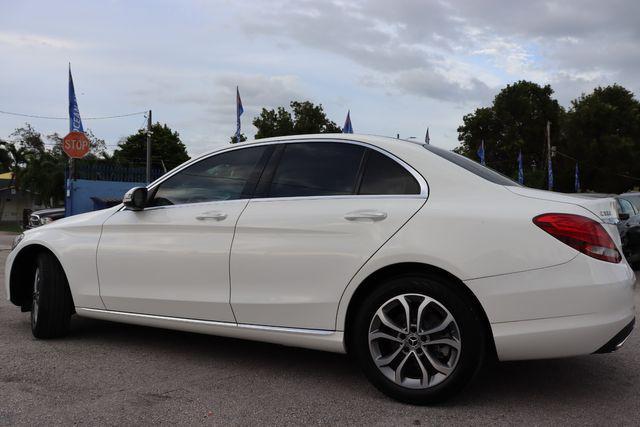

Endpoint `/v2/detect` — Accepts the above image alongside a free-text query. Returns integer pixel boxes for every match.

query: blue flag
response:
[517,151,524,184]
[236,86,243,142]
[425,127,430,144]
[477,140,485,165]
[68,65,84,133]
[575,163,581,192]
[343,110,353,133]
[548,158,554,190]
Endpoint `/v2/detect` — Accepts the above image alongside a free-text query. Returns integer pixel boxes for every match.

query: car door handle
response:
[196,211,227,221]
[344,210,388,222]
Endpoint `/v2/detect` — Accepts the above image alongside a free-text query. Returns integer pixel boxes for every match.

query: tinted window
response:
[422,144,520,186]
[150,146,266,206]
[621,195,640,212]
[268,142,364,197]
[359,150,420,195]
[617,198,636,216]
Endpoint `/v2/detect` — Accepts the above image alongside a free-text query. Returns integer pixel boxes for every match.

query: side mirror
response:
[123,187,148,211]
[619,213,630,221]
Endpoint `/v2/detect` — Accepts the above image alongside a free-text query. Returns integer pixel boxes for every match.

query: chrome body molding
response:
[75,307,346,353]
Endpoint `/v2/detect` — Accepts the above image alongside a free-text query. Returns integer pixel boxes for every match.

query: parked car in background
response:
[6,135,635,404]
[573,193,640,268]
[25,207,65,229]
[621,192,640,212]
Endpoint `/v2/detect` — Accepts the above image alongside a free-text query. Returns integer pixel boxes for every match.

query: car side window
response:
[358,150,421,195]
[618,198,636,216]
[150,146,267,206]
[267,142,365,197]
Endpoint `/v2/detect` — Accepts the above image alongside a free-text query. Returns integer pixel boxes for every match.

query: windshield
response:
[422,144,521,186]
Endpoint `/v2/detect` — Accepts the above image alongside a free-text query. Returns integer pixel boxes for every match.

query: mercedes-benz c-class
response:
[6,134,635,404]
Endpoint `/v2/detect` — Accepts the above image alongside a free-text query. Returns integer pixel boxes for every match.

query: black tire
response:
[31,252,72,338]
[350,273,486,405]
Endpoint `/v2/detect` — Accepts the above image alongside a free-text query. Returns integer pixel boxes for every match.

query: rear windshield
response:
[422,144,521,186]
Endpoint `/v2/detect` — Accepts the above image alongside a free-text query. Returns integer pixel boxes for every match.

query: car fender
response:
[334,191,586,331]
[6,206,121,309]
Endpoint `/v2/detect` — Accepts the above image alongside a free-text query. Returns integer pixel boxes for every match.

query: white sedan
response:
[5,134,635,404]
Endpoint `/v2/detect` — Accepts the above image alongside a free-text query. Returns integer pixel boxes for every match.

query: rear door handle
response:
[344,210,388,222]
[196,211,227,221]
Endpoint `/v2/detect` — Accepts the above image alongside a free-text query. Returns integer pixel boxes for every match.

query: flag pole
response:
[146,110,152,183]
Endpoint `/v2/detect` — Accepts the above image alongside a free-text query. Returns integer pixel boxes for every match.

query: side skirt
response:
[75,307,346,353]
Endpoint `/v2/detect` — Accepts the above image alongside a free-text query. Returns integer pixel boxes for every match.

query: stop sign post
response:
[62,131,90,159]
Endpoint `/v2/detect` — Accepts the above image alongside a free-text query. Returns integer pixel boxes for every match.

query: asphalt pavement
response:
[0,231,639,425]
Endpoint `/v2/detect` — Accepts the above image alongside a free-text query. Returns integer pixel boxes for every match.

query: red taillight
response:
[533,213,622,263]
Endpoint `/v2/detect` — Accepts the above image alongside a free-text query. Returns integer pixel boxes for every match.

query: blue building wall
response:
[67,179,142,216]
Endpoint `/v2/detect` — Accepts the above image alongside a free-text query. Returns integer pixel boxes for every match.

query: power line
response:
[0,109,147,120]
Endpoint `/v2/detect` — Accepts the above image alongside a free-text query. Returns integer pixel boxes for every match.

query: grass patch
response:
[0,223,22,233]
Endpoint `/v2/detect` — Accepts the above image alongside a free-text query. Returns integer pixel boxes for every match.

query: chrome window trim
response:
[129,138,428,212]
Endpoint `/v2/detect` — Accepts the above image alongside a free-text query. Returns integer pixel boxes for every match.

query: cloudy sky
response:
[1,0,638,155]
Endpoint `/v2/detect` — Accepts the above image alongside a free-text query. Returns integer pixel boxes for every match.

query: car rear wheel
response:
[351,274,486,404]
[31,252,72,339]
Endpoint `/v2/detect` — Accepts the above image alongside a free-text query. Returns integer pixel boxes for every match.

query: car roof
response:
[195,134,423,159]
[153,133,514,195]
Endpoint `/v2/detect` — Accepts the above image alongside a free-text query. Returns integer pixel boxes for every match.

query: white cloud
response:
[0,32,82,49]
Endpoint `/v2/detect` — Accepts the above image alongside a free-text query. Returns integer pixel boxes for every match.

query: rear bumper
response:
[594,318,635,354]
[465,254,636,361]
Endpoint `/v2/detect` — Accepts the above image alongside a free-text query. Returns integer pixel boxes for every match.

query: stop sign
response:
[62,131,90,159]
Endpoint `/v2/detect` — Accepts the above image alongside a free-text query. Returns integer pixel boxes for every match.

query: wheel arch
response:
[341,262,497,359]
[9,243,72,308]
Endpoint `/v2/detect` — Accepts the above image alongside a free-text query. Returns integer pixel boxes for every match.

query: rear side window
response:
[359,150,420,195]
[150,146,267,206]
[268,142,365,197]
[423,144,519,186]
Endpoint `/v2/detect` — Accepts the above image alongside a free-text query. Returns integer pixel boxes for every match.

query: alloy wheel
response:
[368,293,461,389]
[31,267,40,325]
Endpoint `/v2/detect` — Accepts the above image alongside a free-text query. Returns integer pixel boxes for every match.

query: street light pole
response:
[146,109,152,184]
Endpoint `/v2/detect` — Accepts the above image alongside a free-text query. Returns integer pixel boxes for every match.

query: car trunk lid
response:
[505,186,622,249]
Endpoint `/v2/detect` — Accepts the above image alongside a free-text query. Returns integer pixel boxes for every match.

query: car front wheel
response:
[31,252,73,339]
[351,274,486,404]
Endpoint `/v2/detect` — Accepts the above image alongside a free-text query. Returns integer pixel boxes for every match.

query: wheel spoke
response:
[374,345,403,367]
[396,296,411,332]
[422,346,454,375]
[375,308,406,334]
[370,330,404,343]
[416,298,430,331]
[420,312,453,336]
[394,351,412,384]
[425,338,461,351]
[414,352,430,387]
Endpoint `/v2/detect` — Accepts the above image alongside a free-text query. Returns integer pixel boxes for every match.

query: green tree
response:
[456,81,564,189]
[2,124,66,207]
[562,85,640,193]
[18,151,65,206]
[10,122,45,155]
[0,139,15,172]
[253,101,341,139]
[114,123,189,170]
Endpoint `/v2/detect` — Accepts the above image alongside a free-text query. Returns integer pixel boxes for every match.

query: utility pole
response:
[146,110,152,183]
